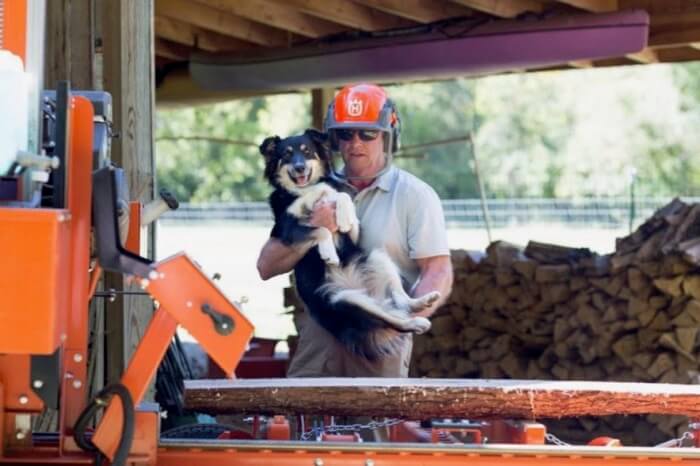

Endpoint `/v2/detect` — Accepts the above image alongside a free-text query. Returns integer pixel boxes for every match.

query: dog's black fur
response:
[260,129,436,360]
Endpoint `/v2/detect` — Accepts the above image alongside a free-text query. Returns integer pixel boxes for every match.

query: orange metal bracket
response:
[91,253,253,461]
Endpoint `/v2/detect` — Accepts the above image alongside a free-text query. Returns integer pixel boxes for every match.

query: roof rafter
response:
[154,16,255,53]
[553,0,617,12]
[625,47,658,64]
[156,0,290,47]
[353,0,474,24]
[155,37,191,61]
[448,0,543,18]
[193,0,344,38]
[270,0,416,31]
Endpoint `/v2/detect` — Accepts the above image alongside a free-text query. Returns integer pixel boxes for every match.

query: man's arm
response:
[411,255,453,318]
[256,200,338,280]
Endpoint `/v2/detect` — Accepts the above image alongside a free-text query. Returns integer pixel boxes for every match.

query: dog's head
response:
[259,129,331,193]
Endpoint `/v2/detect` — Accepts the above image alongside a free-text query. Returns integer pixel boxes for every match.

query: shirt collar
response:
[340,165,397,194]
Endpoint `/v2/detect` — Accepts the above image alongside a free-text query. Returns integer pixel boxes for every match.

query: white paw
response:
[422,291,441,306]
[409,317,431,334]
[318,242,340,266]
[335,193,358,234]
[410,291,441,312]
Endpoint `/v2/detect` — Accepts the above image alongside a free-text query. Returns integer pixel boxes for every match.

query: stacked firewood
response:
[411,199,700,445]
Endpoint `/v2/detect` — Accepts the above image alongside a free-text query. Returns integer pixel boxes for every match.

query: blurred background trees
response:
[156,63,700,203]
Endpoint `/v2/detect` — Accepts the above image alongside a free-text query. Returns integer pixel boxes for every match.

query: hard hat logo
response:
[347,98,364,117]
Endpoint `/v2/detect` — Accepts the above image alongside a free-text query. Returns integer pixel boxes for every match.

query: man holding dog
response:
[257,83,453,378]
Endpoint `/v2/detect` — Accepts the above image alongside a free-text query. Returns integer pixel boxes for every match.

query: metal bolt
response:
[149,270,158,280]
[186,301,193,308]
[15,430,26,440]
[140,279,150,289]
[73,353,83,363]
[313,459,324,466]
[18,395,29,405]
[32,380,44,389]
[73,380,83,389]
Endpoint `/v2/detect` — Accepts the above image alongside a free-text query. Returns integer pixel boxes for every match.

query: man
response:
[257,83,453,378]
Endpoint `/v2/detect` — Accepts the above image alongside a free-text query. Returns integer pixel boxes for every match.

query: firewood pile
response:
[411,198,700,445]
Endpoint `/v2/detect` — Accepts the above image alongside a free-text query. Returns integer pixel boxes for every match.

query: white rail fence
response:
[161,197,700,229]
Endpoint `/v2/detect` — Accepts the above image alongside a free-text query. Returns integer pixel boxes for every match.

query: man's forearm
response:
[412,257,453,318]
[257,238,312,280]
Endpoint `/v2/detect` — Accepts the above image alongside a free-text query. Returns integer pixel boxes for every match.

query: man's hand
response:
[309,200,338,232]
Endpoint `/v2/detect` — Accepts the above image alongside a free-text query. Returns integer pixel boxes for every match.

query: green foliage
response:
[156,93,310,202]
[157,63,700,202]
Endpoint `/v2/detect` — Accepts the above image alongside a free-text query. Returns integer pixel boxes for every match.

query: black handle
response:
[201,303,234,336]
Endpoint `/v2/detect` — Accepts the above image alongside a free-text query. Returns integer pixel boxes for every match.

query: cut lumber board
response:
[184,378,700,419]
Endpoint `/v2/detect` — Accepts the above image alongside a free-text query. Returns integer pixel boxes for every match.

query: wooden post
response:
[44,0,96,89]
[311,88,334,131]
[100,0,156,384]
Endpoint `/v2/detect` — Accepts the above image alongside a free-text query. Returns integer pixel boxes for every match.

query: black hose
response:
[73,383,135,466]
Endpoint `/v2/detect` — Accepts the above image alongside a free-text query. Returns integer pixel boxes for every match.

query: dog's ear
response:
[259,136,281,161]
[305,129,330,160]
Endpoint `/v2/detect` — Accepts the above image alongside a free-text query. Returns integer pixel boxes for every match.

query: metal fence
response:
[161,197,700,229]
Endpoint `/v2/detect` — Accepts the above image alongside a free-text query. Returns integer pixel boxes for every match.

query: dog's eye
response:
[300,144,307,151]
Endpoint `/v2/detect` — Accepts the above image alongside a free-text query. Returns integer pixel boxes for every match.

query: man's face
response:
[336,128,385,176]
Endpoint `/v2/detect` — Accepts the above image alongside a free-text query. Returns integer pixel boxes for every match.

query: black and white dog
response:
[260,129,439,360]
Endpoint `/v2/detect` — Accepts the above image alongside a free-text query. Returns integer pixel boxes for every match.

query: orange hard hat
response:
[324,83,401,152]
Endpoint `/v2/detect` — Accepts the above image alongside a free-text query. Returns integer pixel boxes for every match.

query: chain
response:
[654,431,695,448]
[300,418,404,441]
[545,432,571,446]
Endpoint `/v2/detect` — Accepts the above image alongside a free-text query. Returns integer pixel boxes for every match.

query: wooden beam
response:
[272,0,416,31]
[156,0,290,47]
[353,0,473,23]
[45,0,96,89]
[567,60,594,68]
[193,0,344,38]
[655,46,700,64]
[101,0,155,385]
[155,37,191,61]
[553,0,617,12]
[649,28,700,49]
[185,378,700,418]
[155,16,255,53]
[625,47,658,64]
[448,0,543,18]
[311,88,334,130]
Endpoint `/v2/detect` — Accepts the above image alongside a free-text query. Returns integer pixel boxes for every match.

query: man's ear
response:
[259,136,281,160]
[305,129,330,160]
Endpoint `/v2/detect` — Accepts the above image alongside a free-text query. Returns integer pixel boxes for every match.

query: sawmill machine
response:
[5,1,700,465]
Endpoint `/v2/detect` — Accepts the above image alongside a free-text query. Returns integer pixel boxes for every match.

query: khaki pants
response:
[287,311,413,378]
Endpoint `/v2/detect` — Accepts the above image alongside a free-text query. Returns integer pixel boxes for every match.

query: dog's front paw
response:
[409,317,431,334]
[410,291,441,312]
[335,193,358,234]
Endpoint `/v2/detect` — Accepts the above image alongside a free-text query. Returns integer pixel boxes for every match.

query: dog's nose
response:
[292,162,306,173]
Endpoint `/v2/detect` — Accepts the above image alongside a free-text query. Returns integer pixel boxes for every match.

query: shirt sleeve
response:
[406,184,450,259]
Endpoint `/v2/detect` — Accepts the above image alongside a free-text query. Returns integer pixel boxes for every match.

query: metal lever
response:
[201,303,234,336]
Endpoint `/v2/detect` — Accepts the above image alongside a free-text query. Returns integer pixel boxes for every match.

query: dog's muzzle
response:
[288,165,312,187]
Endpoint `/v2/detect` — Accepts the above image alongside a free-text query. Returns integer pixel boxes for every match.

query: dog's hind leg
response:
[329,289,431,334]
[366,250,440,313]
